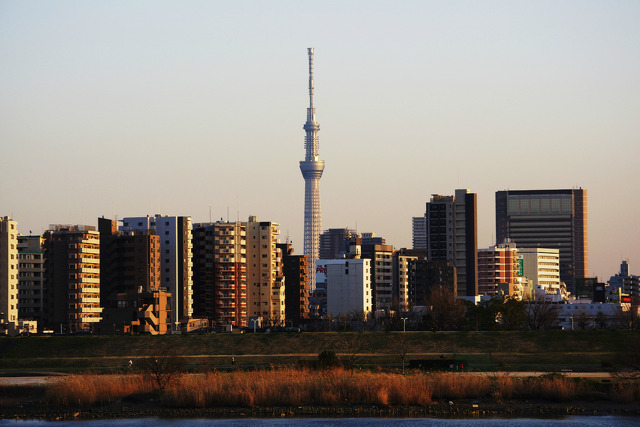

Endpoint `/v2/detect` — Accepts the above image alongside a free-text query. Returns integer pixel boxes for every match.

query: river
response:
[1,417,639,426]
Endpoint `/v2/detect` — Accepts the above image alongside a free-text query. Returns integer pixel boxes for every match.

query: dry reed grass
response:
[610,382,640,403]
[47,368,640,408]
[47,374,153,406]
[163,369,444,407]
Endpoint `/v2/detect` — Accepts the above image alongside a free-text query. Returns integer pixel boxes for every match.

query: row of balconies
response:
[215,292,236,299]
[70,296,100,303]
[68,305,102,313]
[215,248,247,255]
[215,230,246,237]
[73,267,100,274]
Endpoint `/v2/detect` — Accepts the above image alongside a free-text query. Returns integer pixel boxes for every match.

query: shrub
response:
[318,350,341,369]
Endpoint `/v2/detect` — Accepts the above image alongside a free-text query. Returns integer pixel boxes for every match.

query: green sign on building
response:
[517,257,524,277]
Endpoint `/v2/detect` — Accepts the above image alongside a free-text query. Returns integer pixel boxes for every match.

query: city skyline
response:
[1,1,638,281]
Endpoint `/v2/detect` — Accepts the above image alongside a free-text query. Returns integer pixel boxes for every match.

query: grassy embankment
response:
[0,330,635,373]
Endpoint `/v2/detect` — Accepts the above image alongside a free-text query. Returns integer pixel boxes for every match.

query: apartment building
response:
[43,225,102,333]
[0,217,19,333]
[277,242,309,326]
[393,251,417,312]
[192,221,247,328]
[519,247,561,292]
[426,190,478,297]
[324,258,372,317]
[98,217,166,334]
[246,217,285,325]
[17,235,45,324]
[477,241,519,296]
[362,243,394,312]
[121,215,193,328]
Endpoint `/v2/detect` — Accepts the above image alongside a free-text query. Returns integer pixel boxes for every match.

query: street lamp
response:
[401,317,408,332]
[250,318,259,333]
[570,315,574,330]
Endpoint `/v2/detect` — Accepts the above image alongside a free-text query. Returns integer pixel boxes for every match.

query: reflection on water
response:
[2,417,639,427]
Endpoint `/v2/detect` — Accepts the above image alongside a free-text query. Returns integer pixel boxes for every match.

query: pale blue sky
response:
[1,1,638,280]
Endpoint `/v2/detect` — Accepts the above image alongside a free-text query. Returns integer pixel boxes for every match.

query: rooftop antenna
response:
[209,205,212,223]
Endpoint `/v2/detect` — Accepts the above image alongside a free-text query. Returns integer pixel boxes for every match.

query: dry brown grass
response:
[610,382,640,403]
[489,374,595,402]
[47,374,153,406]
[47,368,640,408]
[162,368,434,407]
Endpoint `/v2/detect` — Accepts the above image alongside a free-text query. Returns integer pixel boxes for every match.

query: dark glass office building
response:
[495,189,588,293]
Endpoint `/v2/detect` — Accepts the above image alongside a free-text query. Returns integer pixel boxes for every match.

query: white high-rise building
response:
[519,247,561,292]
[412,216,427,250]
[323,258,372,317]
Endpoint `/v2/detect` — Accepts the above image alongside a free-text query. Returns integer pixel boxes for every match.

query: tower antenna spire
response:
[308,47,314,111]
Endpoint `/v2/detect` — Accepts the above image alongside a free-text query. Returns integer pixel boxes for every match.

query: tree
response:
[595,311,608,329]
[425,286,465,331]
[615,296,640,330]
[317,349,341,369]
[462,295,525,331]
[138,346,186,394]
[499,296,527,330]
[340,332,366,375]
[391,333,414,374]
[524,293,559,330]
[611,332,640,379]
[574,306,592,330]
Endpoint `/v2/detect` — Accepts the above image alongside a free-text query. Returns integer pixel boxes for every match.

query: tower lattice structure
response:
[300,48,324,293]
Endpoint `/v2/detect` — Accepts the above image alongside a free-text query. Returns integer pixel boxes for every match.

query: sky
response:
[1,1,638,280]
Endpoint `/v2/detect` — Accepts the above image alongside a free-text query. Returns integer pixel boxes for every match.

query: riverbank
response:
[1,369,640,422]
[3,399,640,422]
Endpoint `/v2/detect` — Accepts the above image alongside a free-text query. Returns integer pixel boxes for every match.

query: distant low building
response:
[556,301,621,330]
[608,261,639,297]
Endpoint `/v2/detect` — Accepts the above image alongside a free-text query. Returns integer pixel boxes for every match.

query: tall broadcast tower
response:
[300,48,324,292]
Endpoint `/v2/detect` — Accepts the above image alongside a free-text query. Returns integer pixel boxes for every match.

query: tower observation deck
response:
[300,48,324,293]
